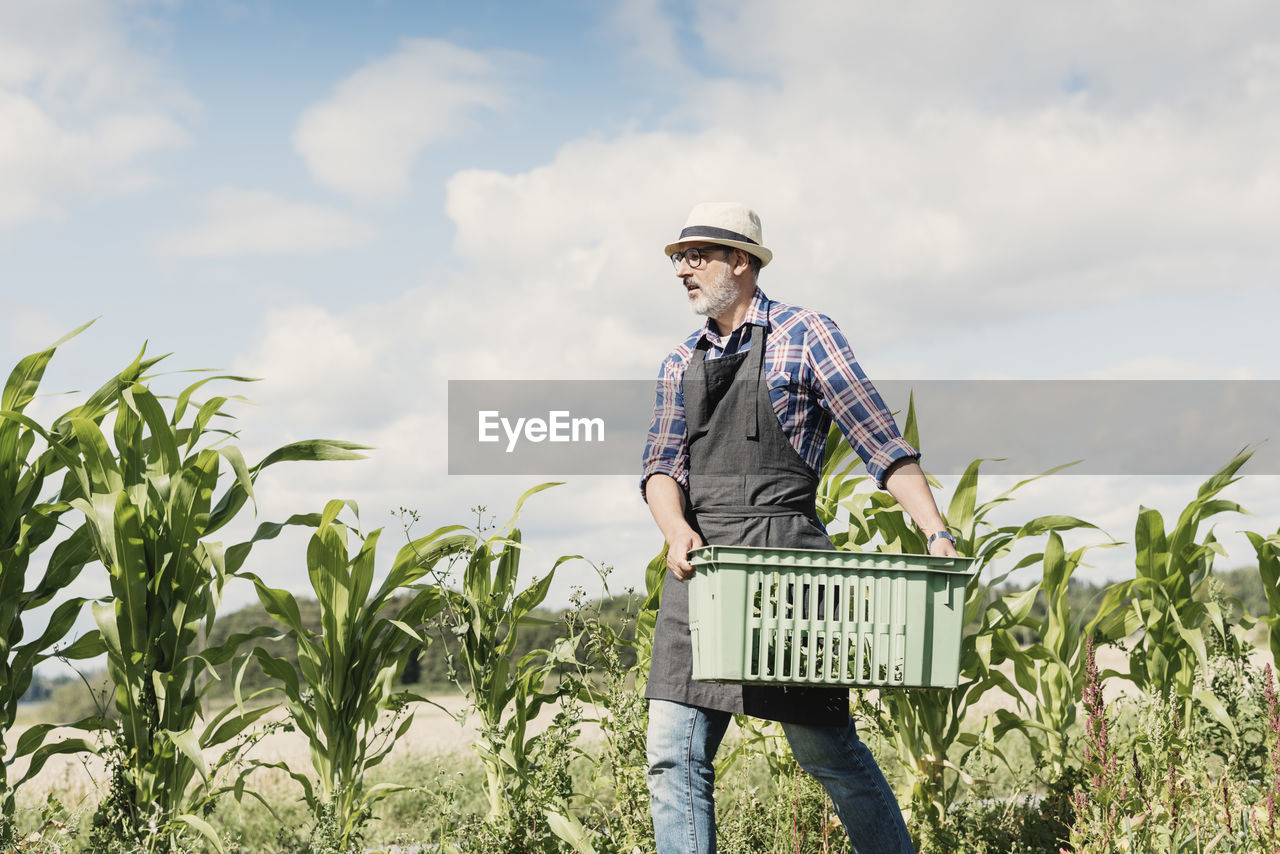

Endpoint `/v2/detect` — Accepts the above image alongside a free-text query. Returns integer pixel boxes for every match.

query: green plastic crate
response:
[687,545,976,689]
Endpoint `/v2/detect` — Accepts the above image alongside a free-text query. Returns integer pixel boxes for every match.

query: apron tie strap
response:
[690,503,811,518]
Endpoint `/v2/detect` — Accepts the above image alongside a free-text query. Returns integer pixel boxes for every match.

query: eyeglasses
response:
[670,246,732,270]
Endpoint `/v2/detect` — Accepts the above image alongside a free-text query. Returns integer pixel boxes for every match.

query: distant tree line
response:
[200,591,644,698]
[25,565,1266,717]
[988,563,1269,646]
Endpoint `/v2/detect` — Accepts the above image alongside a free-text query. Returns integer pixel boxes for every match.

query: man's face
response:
[675,243,740,318]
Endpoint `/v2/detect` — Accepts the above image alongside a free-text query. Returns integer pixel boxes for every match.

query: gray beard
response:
[689,267,739,318]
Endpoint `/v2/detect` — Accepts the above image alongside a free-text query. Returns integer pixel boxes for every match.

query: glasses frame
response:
[670,245,734,270]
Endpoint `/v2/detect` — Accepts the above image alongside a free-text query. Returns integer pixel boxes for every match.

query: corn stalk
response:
[0,327,163,845]
[1092,447,1255,732]
[35,367,366,852]
[984,530,1120,784]
[408,483,583,828]
[241,500,453,851]
[1247,525,1280,674]
[823,396,1104,833]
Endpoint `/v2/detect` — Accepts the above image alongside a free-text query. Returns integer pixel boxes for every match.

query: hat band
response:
[677,225,759,245]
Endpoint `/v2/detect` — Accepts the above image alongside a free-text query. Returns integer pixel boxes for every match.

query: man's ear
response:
[732,249,752,276]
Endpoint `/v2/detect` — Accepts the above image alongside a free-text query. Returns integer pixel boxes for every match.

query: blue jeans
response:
[646,699,914,854]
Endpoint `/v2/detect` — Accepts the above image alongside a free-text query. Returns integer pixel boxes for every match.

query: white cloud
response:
[216,2,1280,601]
[0,0,190,228]
[1079,357,1261,381]
[157,188,377,258]
[700,0,1280,117]
[433,1,1280,361]
[446,110,1280,328]
[294,38,513,201]
[605,0,688,76]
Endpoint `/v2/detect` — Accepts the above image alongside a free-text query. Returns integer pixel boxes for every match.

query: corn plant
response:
[0,328,163,845]
[984,530,1120,784]
[1247,525,1280,673]
[632,545,666,695]
[1092,448,1255,731]
[821,399,1104,835]
[241,500,453,852]
[32,369,367,852]
[405,484,585,837]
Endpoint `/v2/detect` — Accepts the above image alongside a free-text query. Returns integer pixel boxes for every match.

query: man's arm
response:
[645,473,703,580]
[883,459,959,557]
[803,313,958,557]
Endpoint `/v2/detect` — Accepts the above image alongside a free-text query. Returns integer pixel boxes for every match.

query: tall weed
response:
[1069,636,1273,853]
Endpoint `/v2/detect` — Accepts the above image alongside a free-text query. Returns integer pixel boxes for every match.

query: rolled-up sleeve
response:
[806,313,919,488]
[640,354,690,501]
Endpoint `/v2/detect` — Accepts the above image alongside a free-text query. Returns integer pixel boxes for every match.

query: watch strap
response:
[927,530,956,548]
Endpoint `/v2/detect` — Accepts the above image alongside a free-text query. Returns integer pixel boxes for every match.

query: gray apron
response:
[646,324,848,726]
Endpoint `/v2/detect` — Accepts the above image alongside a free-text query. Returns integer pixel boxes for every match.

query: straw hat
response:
[663,202,773,268]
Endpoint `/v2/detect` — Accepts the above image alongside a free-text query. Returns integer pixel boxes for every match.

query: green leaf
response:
[15,737,99,787]
[126,384,181,475]
[359,781,415,807]
[18,596,94,660]
[1193,688,1238,739]
[255,439,371,468]
[170,727,209,782]
[902,389,920,451]
[175,813,225,854]
[493,527,522,600]
[1134,506,1168,581]
[60,345,167,426]
[172,373,258,425]
[946,458,983,543]
[110,491,150,657]
[218,445,256,511]
[511,564,558,621]
[53,628,107,660]
[496,481,563,535]
[386,619,424,644]
[546,809,600,854]
[202,703,275,749]
[3,347,56,412]
[68,416,120,494]
[245,573,307,635]
[224,513,323,574]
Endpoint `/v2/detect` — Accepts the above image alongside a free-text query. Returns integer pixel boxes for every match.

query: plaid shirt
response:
[641,288,918,499]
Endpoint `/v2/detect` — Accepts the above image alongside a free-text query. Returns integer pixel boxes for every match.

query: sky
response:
[3,0,1280,623]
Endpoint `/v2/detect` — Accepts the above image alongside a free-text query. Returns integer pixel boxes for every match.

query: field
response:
[5,336,1280,853]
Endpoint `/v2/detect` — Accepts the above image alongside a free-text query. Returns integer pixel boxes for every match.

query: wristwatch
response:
[927,530,956,549]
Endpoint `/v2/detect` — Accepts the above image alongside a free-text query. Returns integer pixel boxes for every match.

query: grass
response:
[9,698,908,853]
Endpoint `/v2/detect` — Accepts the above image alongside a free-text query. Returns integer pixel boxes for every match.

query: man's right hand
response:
[645,473,704,581]
[666,527,704,581]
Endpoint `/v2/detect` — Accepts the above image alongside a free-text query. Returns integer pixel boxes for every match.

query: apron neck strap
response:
[745,324,764,440]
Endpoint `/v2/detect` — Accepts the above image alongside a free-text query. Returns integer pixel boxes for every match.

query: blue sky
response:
[4,0,1280,615]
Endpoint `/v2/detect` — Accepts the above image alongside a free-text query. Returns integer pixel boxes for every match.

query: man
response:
[640,202,959,854]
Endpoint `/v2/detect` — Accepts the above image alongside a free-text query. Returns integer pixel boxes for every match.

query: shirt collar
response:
[699,287,770,347]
